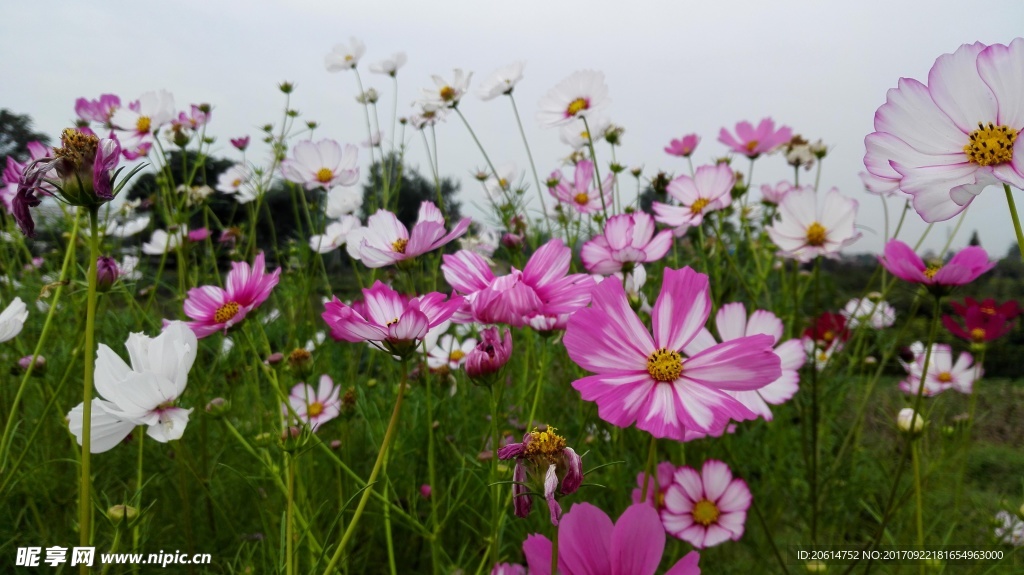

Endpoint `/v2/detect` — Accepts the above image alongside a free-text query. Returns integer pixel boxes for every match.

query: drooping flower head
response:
[943,297,1021,346]
[652,163,735,237]
[878,240,995,291]
[322,281,463,358]
[864,39,1024,223]
[661,459,751,549]
[536,70,610,128]
[581,211,673,274]
[182,252,281,338]
[497,427,583,525]
[350,201,470,268]
[281,139,359,190]
[719,118,793,159]
[549,159,613,214]
[665,134,700,158]
[67,322,198,453]
[522,502,702,575]
[767,186,861,262]
[284,375,341,430]
[564,267,782,439]
[325,38,366,71]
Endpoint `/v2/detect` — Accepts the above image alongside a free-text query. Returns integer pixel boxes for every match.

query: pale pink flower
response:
[581,212,673,274]
[549,160,613,214]
[536,70,611,128]
[284,375,341,429]
[718,118,792,158]
[760,180,796,205]
[878,240,994,288]
[110,90,175,143]
[665,134,700,158]
[864,39,1024,222]
[661,460,751,549]
[652,164,735,236]
[564,267,782,439]
[899,342,980,396]
[310,215,360,254]
[182,252,281,338]
[75,94,121,126]
[281,139,359,190]
[766,186,861,262]
[354,201,470,268]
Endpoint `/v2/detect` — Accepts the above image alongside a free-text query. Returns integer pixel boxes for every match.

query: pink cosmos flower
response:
[352,201,470,268]
[281,139,359,190]
[661,460,751,549]
[863,39,1024,222]
[536,70,611,128]
[581,212,673,274]
[682,303,805,422]
[631,461,678,512]
[859,170,900,197]
[766,186,861,262]
[549,160,614,214]
[878,240,995,287]
[564,267,782,439]
[284,375,341,429]
[652,163,735,237]
[498,427,582,525]
[230,136,250,151]
[899,342,980,396]
[442,239,593,327]
[464,326,512,381]
[523,502,702,575]
[182,252,281,338]
[760,180,797,205]
[665,134,700,158]
[718,118,793,159]
[75,94,121,126]
[322,281,463,357]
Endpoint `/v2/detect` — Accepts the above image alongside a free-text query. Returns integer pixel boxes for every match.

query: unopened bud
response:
[897,408,926,435]
[96,256,119,292]
[107,504,139,523]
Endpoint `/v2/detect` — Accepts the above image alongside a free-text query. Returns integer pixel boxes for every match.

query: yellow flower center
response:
[692,499,721,526]
[307,401,324,417]
[498,178,509,190]
[970,327,986,342]
[449,349,465,362]
[55,129,100,170]
[524,427,567,465]
[963,122,1016,166]
[289,348,311,363]
[822,330,835,344]
[655,490,666,510]
[936,372,953,383]
[744,140,759,153]
[232,178,241,187]
[392,238,408,253]
[566,97,588,116]
[924,264,942,279]
[980,305,996,316]
[344,54,354,62]
[136,116,152,134]
[647,348,683,382]
[574,192,590,205]
[439,86,457,102]
[214,301,240,324]
[806,222,827,247]
[690,198,711,215]
[315,168,334,183]
[579,130,591,139]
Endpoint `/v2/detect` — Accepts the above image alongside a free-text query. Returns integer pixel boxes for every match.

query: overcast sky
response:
[4,0,1023,257]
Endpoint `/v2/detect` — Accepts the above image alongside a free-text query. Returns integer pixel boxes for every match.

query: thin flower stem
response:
[1003,184,1024,262]
[640,434,658,502]
[79,206,101,572]
[454,108,500,182]
[581,116,609,220]
[322,362,409,575]
[132,427,145,575]
[508,94,550,232]
[939,207,969,256]
[912,440,924,556]
[382,453,398,575]
[489,382,504,568]
[424,370,441,574]
[954,347,985,511]
[809,258,821,545]
[286,452,295,575]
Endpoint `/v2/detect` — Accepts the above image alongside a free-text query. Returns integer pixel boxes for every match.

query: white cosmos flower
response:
[841,297,896,329]
[105,215,151,238]
[310,215,361,254]
[426,334,478,371]
[325,185,363,218]
[558,116,610,149]
[536,70,610,128]
[66,321,198,453]
[766,187,861,262]
[119,255,142,281]
[325,37,366,72]
[0,297,29,343]
[142,226,187,255]
[420,68,472,109]
[110,90,176,138]
[483,163,523,201]
[369,52,407,77]
[478,62,524,101]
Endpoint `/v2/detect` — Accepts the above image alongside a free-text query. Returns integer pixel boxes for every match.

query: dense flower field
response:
[1,37,1024,574]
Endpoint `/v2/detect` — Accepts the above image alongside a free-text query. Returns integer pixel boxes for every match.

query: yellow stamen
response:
[924,264,942,279]
[449,349,465,362]
[744,140,759,153]
[963,122,1016,166]
[574,192,590,205]
[214,301,240,324]
[647,348,683,382]
[136,116,152,134]
[806,222,827,247]
[566,98,588,116]
[937,372,953,384]
[315,168,334,183]
[692,499,721,526]
[439,86,456,102]
[690,198,711,215]
[524,427,567,465]
[970,327,986,342]
[392,238,408,253]
[307,402,324,417]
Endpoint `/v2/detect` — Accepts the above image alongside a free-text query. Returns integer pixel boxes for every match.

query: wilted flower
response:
[498,427,583,525]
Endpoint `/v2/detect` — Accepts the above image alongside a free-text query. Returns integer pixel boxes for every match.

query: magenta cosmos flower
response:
[183,252,281,338]
[549,160,614,215]
[683,303,804,422]
[564,267,782,439]
[665,134,700,158]
[75,94,121,127]
[351,201,470,268]
[322,281,463,357]
[652,163,735,237]
[536,70,611,128]
[284,375,341,429]
[943,297,1021,344]
[464,326,512,382]
[280,139,359,190]
[581,212,673,274]
[523,502,701,575]
[498,427,582,525]
[661,459,751,549]
[442,239,593,328]
[718,118,792,159]
[864,39,1024,222]
[766,186,861,262]
[878,240,995,287]
[632,461,678,512]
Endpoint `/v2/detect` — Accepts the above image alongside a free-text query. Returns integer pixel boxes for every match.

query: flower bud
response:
[897,408,926,435]
[501,233,524,251]
[96,256,119,291]
[205,397,230,417]
[18,354,45,373]
[805,560,828,573]
[107,504,139,523]
[419,484,432,499]
[265,352,284,365]
[230,136,250,151]
[465,327,513,386]
[288,348,312,374]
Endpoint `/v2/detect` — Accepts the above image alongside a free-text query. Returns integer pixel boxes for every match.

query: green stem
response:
[425,371,440,574]
[489,382,504,568]
[640,434,658,502]
[508,94,549,232]
[322,362,409,574]
[912,440,924,558]
[581,116,609,220]
[79,206,101,572]
[1003,184,1024,262]
[132,427,144,575]
[286,452,295,575]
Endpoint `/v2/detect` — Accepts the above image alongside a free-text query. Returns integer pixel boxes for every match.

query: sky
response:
[4,0,1024,258]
